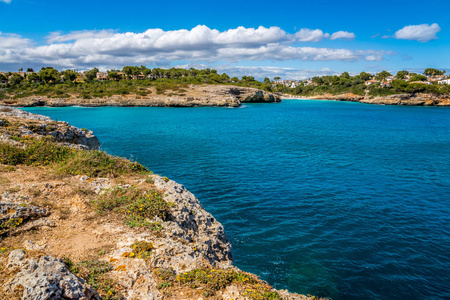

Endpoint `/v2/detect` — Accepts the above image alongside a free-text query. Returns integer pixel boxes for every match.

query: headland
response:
[0,106,319,300]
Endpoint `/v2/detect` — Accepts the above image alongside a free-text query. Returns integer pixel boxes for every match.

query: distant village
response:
[275,73,450,88]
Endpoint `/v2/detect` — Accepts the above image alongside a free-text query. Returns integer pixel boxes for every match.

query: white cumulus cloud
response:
[329,31,356,41]
[0,0,12,3]
[0,25,389,70]
[294,29,329,42]
[394,23,441,42]
[0,32,33,49]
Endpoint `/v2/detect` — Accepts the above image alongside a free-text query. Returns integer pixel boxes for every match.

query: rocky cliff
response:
[2,85,281,108]
[285,92,450,106]
[0,108,317,300]
[0,107,99,150]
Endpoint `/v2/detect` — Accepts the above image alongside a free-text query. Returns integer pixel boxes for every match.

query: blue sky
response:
[1,0,449,79]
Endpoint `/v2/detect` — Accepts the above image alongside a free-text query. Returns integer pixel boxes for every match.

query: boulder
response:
[5,250,101,300]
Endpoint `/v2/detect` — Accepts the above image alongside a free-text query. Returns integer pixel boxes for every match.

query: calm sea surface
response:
[24,100,450,300]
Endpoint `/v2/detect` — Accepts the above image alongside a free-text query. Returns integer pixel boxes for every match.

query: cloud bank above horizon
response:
[0,25,394,70]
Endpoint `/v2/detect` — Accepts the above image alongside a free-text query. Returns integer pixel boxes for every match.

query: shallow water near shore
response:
[24,100,450,299]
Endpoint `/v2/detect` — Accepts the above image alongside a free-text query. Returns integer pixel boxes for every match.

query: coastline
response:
[0,106,318,300]
[282,92,450,106]
[1,85,281,108]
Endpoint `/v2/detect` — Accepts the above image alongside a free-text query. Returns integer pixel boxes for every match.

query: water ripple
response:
[24,101,450,300]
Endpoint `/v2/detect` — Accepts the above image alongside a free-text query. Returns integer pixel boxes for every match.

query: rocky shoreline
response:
[0,107,318,300]
[283,92,450,106]
[2,85,281,108]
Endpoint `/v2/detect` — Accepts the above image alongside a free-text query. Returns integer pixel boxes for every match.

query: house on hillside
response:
[365,80,380,86]
[130,74,146,80]
[96,72,108,81]
[438,79,450,85]
[74,76,85,83]
[430,76,446,82]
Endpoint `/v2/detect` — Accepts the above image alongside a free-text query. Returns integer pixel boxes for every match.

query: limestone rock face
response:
[0,201,50,236]
[107,245,163,300]
[229,87,282,103]
[96,175,234,299]
[289,92,450,106]
[153,175,233,268]
[0,201,49,222]
[0,106,100,150]
[361,92,450,106]
[5,250,101,300]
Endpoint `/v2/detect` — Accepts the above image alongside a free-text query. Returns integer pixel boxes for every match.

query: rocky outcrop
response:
[0,202,50,236]
[4,250,100,300]
[285,92,450,106]
[0,109,320,300]
[153,175,233,268]
[228,87,281,103]
[0,106,100,150]
[361,93,450,106]
[1,85,281,108]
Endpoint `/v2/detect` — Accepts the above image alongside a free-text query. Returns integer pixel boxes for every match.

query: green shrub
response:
[0,138,73,166]
[173,268,280,299]
[92,186,169,228]
[81,92,92,99]
[54,150,147,177]
[176,269,258,290]
[127,241,154,259]
[0,90,7,100]
[74,260,123,300]
[0,138,149,177]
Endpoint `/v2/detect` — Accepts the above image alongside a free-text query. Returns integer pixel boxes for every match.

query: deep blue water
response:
[24,100,450,300]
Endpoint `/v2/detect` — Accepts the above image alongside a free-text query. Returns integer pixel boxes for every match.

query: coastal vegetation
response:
[93,185,168,229]
[1,66,448,101]
[0,136,149,177]
[0,66,268,100]
[155,267,282,299]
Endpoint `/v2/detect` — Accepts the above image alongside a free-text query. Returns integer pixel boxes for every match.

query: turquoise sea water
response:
[24,100,450,300]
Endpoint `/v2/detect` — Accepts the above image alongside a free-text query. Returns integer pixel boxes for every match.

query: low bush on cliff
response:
[92,186,169,228]
[54,149,149,177]
[0,138,149,177]
[0,138,74,166]
[0,90,7,100]
[65,258,124,300]
[153,267,281,299]
[122,241,154,259]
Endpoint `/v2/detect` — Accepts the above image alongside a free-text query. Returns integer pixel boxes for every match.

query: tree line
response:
[0,66,448,100]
